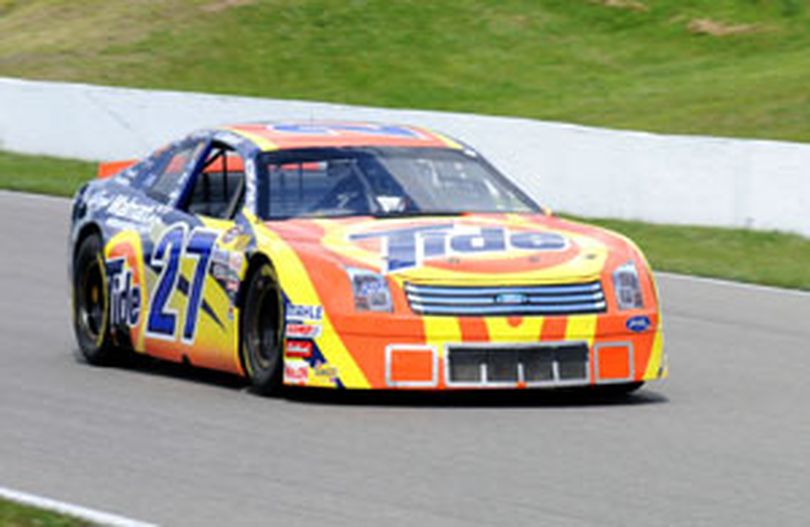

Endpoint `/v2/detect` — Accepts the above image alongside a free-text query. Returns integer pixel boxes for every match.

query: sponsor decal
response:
[106,195,164,224]
[222,226,242,244]
[211,262,229,281]
[283,360,309,385]
[285,339,314,359]
[228,252,244,273]
[350,224,569,273]
[495,293,528,305]
[106,258,141,327]
[221,227,251,250]
[313,362,339,381]
[211,247,230,265]
[626,315,651,333]
[210,249,242,316]
[268,123,422,139]
[286,323,322,339]
[84,190,114,212]
[286,304,324,322]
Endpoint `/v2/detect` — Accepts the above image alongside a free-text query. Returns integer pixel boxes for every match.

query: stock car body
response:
[69,121,666,394]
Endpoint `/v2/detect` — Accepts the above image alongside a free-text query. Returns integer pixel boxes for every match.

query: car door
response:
[140,140,248,374]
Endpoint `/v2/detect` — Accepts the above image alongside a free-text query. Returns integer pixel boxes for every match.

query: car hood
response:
[258,213,641,286]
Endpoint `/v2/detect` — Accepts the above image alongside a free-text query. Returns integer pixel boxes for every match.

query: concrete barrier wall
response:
[1,77,808,236]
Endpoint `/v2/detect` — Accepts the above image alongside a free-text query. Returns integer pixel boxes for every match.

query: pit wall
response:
[1,77,808,236]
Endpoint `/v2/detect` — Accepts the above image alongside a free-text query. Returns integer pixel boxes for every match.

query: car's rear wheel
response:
[241,262,284,395]
[72,234,116,365]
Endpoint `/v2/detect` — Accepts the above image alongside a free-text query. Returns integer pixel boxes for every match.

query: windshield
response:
[255,147,541,220]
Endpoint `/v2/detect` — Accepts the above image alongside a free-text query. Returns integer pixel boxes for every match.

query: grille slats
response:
[447,343,590,386]
[406,282,602,296]
[406,281,606,316]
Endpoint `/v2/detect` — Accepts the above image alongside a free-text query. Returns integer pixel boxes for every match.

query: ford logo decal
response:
[626,315,651,333]
[495,293,527,305]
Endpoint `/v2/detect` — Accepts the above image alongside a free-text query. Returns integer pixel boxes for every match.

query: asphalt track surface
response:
[1,191,809,527]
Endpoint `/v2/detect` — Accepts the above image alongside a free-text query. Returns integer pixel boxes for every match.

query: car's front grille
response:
[405,281,606,316]
[447,343,590,386]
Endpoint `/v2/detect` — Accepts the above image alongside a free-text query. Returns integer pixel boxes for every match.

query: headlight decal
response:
[347,267,394,312]
[612,261,644,310]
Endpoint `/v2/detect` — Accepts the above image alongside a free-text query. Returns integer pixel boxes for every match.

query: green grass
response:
[0,150,95,197]
[1,1,809,142]
[2,149,808,291]
[582,217,810,290]
[0,498,92,527]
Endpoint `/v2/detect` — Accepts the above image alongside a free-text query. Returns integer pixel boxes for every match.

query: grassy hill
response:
[0,0,808,142]
[1,1,809,289]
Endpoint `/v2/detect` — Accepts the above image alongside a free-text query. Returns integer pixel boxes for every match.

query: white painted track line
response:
[0,486,158,527]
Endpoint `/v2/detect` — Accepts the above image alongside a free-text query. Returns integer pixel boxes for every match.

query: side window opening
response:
[122,147,169,189]
[185,144,245,220]
[146,141,205,204]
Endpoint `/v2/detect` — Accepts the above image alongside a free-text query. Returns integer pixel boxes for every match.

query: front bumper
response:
[282,311,666,390]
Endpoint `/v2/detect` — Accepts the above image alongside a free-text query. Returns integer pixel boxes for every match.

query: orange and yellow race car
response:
[69,121,666,394]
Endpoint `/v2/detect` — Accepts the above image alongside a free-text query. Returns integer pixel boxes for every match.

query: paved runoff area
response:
[1,191,809,526]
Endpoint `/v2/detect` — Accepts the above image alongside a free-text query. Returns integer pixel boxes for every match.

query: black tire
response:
[240,262,284,395]
[72,234,116,365]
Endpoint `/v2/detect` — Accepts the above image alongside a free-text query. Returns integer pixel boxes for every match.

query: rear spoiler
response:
[97,159,137,179]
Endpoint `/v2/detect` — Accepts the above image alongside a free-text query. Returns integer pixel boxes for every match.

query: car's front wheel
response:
[72,234,116,365]
[241,261,284,395]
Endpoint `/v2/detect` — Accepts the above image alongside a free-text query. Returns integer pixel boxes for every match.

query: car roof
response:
[218,121,463,152]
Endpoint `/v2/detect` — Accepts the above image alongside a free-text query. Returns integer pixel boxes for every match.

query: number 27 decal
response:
[146,224,218,343]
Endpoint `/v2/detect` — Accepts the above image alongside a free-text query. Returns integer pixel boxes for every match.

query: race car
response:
[69,121,666,394]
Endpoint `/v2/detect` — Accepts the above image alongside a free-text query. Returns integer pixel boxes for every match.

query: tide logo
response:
[106,258,141,327]
[350,224,569,273]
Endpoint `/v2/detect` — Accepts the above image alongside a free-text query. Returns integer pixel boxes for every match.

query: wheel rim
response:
[78,256,105,341]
